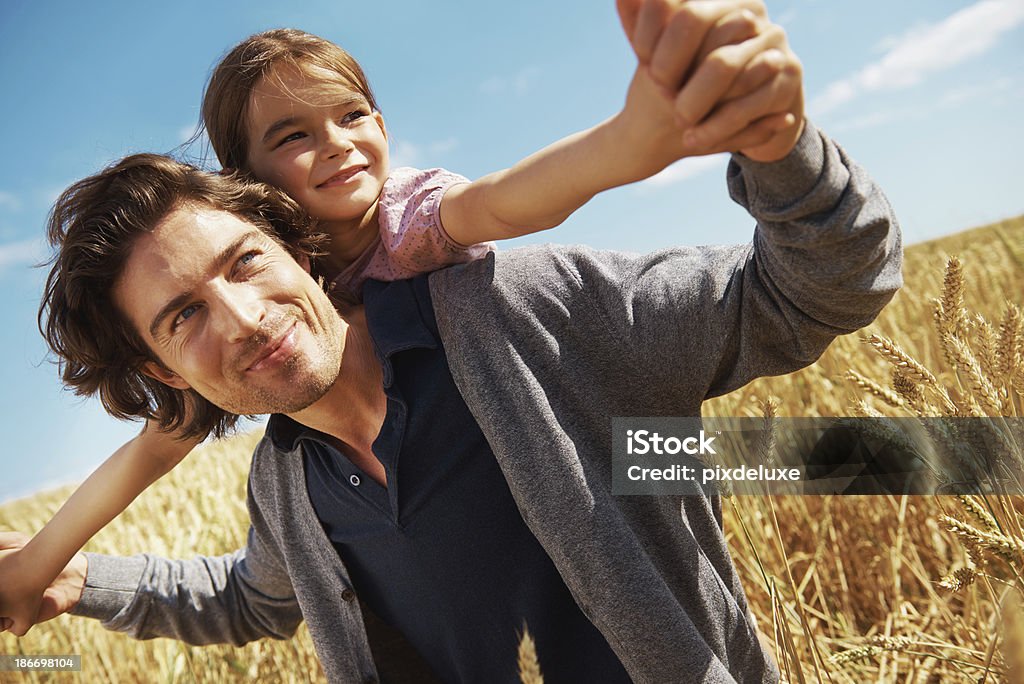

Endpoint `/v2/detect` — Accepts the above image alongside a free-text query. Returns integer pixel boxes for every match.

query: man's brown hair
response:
[202,28,378,173]
[39,153,324,439]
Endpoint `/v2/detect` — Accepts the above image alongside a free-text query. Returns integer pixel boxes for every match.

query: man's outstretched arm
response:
[1,491,303,646]
[596,117,902,400]
[69,525,303,646]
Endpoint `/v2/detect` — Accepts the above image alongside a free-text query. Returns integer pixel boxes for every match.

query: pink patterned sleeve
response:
[360,167,495,284]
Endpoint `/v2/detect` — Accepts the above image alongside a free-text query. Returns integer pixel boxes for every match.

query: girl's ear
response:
[141,361,192,390]
[373,111,387,141]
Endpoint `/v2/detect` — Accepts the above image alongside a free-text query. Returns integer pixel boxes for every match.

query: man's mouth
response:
[317,165,367,188]
[246,322,298,372]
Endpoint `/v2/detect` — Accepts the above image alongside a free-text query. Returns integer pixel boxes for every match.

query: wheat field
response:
[1,216,1022,683]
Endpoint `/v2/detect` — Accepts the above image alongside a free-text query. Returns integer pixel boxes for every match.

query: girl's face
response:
[245,66,389,229]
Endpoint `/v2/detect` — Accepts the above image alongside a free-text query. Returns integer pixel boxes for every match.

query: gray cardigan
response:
[72,122,901,683]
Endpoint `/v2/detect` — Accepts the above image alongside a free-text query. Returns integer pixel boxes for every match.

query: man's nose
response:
[213,284,266,343]
[319,122,354,160]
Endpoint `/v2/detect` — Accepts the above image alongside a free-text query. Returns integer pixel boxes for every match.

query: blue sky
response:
[1,0,1022,503]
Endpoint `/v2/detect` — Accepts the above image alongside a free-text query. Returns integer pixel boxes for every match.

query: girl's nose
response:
[319,122,354,160]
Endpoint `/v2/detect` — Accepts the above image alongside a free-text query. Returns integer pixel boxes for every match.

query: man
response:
[4,6,901,684]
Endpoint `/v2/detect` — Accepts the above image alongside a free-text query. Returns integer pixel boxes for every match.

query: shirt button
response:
[349,474,361,486]
[341,588,356,602]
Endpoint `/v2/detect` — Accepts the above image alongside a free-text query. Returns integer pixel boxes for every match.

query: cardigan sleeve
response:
[579,119,902,400]
[70,479,303,646]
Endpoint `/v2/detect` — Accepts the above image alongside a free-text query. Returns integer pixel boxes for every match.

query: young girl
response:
[0,10,800,635]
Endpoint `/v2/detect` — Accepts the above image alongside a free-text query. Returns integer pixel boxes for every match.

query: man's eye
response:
[238,251,259,268]
[172,305,200,330]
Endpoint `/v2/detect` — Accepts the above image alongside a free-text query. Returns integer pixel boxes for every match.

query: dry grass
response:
[1,215,1022,682]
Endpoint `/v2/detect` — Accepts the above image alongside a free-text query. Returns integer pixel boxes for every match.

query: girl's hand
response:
[0,532,87,636]
[0,542,48,636]
[617,0,805,162]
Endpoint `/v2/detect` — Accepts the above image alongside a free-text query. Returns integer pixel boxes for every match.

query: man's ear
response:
[141,361,191,390]
[297,253,312,273]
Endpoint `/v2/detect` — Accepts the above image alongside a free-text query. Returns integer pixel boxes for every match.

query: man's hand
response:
[617,0,805,162]
[0,532,87,636]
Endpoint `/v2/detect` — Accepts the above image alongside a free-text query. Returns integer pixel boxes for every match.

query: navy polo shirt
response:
[266,277,630,683]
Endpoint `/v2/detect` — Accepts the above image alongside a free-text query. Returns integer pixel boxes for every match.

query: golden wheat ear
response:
[517,626,544,684]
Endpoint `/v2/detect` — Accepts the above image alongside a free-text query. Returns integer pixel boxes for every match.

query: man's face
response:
[113,204,345,416]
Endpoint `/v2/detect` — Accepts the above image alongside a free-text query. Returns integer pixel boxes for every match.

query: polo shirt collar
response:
[362,277,439,389]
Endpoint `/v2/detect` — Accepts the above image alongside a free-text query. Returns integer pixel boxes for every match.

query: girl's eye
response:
[341,110,366,124]
[276,131,304,148]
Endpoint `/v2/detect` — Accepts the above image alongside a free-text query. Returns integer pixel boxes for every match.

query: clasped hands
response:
[615,0,805,169]
[0,532,87,637]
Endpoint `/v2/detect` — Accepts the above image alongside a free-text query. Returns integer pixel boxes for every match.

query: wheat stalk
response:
[862,334,938,388]
[845,369,904,408]
[958,495,1000,533]
[517,627,544,684]
[998,304,1022,381]
[973,313,1001,379]
[890,368,927,412]
[938,566,978,593]
[831,636,915,665]
[942,515,1024,566]
[756,396,779,467]
[939,256,969,337]
[941,332,1004,414]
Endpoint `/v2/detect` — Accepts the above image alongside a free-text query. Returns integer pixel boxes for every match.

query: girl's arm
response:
[439,66,684,245]
[0,420,198,636]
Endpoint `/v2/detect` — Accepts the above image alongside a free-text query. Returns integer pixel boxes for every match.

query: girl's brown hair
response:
[39,153,324,439]
[202,28,378,173]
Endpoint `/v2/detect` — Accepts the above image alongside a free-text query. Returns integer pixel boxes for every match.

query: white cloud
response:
[0,191,21,212]
[829,108,922,133]
[0,238,44,271]
[811,0,1024,115]
[479,67,540,97]
[390,140,421,168]
[829,75,1015,132]
[390,137,460,169]
[870,33,902,55]
[639,154,728,189]
[938,76,1015,108]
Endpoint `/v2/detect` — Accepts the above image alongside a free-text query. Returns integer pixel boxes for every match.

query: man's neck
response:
[287,306,387,456]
